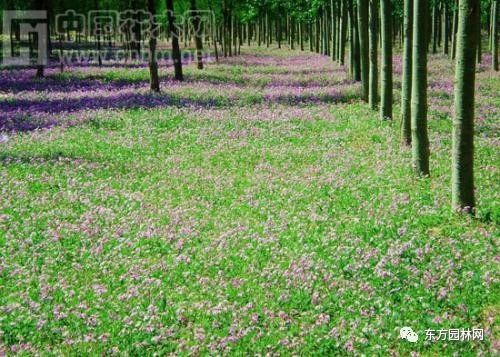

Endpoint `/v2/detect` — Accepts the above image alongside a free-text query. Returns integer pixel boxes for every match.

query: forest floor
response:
[0,47,499,355]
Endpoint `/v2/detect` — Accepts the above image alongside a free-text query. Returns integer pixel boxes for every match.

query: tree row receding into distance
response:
[2,0,499,214]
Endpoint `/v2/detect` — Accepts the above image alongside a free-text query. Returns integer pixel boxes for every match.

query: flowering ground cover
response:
[0,48,499,354]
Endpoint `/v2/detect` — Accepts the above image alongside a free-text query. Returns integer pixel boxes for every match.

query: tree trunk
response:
[133,2,142,59]
[451,0,458,59]
[442,2,449,55]
[191,0,204,69]
[10,17,15,57]
[328,8,331,56]
[166,0,183,81]
[452,0,479,212]
[358,0,370,101]
[266,12,270,48]
[493,0,498,71]
[278,17,282,48]
[95,0,102,67]
[477,10,481,63]
[339,0,348,65]
[380,0,393,119]
[238,20,242,54]
[491,2,495,51]
[58,35,64,73]
[35,0,49,77]
[369,0,379,109]
[223,3,229,57]
[148,0,160,91]
[411,0,430,176]
[257,16,261,47]
[208,0,219,62]
[437,2,442,47]
[232,15,236,55]
[247,22,251,46]
[351,1,362,81]
[331,0,337,60]
[432,2,438,53]
[337,5,342,59]
[401,0,413,145]
[321,9,327,55]
[315,16,321,53]
[349,1,355,77]
[300,21,304,51]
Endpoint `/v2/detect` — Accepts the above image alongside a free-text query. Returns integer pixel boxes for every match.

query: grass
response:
[0,47,498,355]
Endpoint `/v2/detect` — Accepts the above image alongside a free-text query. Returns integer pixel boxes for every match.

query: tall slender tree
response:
[349,0,362,80]
[451,0,459,59]
[131,0,142,59]
[166,0,183,81]
[330,1,336,59]
[411,0,430,176]
[493,0,498,71]
[401,0,413,145]
[442,1,449,55]
[95,0,102,67]
[147,0,160,92]
[380,0,393,119]
[339,0,348,65]
[452,0,479,212]
[191,0,204,69]
[208,0,219,62]
[35,0,49,77]
[477,9,481,63]
[432,2,438,53]
[358,0,370,101]
[368,0,379,109]
[443,0,450,55]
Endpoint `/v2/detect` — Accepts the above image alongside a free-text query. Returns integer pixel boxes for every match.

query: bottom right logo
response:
[400,327,419,343]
